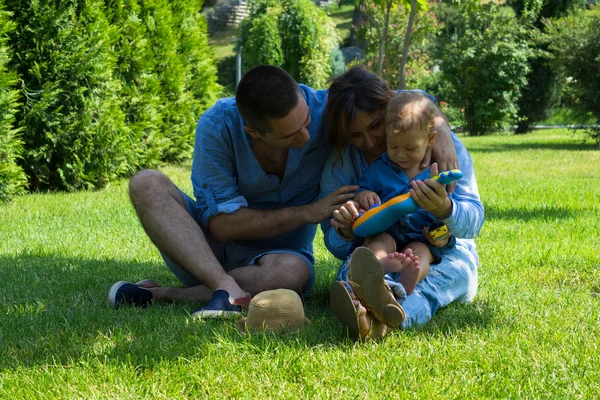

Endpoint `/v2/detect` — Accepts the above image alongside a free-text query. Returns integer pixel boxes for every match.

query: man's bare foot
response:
[136,279,160,289]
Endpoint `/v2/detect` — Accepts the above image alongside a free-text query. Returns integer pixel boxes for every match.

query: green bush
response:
[547,6,600,146]
[5,0,130,191]
[239,0,338,88]
[433,1,533,135]
[2,0,220,193]
[105,0,165,168]
[165,0,220,163]
[0,1,26,201]
[217,55,238,95]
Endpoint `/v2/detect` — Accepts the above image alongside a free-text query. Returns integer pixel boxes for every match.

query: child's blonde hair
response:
[385,91,436,137]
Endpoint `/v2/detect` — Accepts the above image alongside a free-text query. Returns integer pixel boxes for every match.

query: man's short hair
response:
[235,65,301,134]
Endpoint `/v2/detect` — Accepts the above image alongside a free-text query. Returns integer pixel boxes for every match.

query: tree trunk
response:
[514,119,530,134]
[377,1,392,76]
[399,0,417,90]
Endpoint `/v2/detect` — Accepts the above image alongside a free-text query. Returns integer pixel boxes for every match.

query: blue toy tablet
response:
[352,169,463,238]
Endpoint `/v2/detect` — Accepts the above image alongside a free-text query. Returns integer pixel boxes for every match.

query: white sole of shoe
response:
[107,280,130,307]
[192,309,241,319]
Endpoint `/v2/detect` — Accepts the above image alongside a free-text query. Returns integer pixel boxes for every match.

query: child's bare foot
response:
[380,251,419,275]
[398,248,421,295]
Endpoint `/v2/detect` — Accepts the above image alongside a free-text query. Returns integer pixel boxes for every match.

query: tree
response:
[510,0,587,133]
[361,0,430,88]
[547,6,600,148]
[0,0,26,200]
[433,1,533,135]
[357,2,438,90]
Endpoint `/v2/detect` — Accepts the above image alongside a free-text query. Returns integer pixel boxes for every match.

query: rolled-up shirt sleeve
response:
[442,134,484,239]
[191,102,248,231]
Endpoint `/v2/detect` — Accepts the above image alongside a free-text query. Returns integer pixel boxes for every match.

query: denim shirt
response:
[191,85,331,260]
[320,132,484,263]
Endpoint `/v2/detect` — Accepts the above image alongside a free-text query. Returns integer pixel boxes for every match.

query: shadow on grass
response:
[485,204,576,221]
[0,252,496,370]
[468,140,596,154]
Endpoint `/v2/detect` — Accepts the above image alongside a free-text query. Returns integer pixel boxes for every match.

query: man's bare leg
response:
[146,253,311,302]
[129,169,246,300]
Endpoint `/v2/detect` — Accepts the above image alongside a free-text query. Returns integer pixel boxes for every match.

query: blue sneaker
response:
[192,290,250,319]
[108,281,153,308]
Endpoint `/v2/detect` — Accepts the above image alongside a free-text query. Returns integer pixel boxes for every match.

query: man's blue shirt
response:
[191,85,331,262]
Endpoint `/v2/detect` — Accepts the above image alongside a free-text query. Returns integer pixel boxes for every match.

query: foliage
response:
[432,1,533,135]
[0,1,26,201]
[216,55,237,95]
[546,6,600,147]
[329,45,347,78]
[418,72,465,128]
[239,0,338,88]
[104,0,165,168]
[510,0,587,133]
[5,0,130,191]
[357,1,438,90]
[163,0,220,163]
[2,0,220,193]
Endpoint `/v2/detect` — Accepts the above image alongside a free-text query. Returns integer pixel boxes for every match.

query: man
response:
[108,65,357,316]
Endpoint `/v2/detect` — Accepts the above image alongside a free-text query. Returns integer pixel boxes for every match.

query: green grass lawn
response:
[1,129,599,398]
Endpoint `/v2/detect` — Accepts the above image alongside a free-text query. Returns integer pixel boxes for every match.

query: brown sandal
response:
[330,281,387,340]
[348,247,406,329]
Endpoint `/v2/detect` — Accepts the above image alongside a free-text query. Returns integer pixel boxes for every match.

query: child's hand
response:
[355,190,381,210]
[423,226,450,247]
[332,200,360,230]
[410,163,453,219]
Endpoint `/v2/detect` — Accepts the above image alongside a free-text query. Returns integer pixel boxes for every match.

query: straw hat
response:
[238,289,310,332]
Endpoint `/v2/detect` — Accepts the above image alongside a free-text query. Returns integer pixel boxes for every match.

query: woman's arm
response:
[320,149,363,260]
[442,134,484,239]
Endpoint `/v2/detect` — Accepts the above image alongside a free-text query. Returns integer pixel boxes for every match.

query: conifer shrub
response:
[0,1,26,201]
[5,0,130,191]
[239,0,338,89]
[2,0,220,192]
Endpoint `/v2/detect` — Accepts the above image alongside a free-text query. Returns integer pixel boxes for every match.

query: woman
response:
[321,66,484,339]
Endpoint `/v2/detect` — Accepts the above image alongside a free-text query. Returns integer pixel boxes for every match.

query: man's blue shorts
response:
[160,190,316,296]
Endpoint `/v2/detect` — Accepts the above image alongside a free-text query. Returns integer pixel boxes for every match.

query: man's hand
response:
[410,163,453,220]
[306,185,359,224]
[355,190,381,211]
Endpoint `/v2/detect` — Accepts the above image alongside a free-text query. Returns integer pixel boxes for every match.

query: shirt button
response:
[202,184,207,189]
[281,185,286,190]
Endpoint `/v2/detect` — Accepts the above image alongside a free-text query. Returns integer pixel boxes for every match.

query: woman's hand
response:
[420,112,459,194]
[410,163,453,220]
